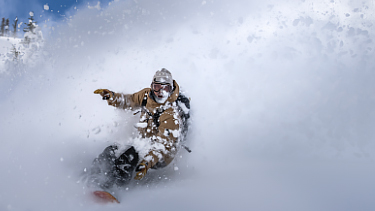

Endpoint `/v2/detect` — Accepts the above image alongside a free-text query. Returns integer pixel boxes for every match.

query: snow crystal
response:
[135,122,147,128]
[44,4,49,11]
[163,129,169,137]
[170,129,179,138]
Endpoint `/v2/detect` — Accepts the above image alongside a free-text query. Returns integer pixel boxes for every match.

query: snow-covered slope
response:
[0,37,16,56]
[1,0,375,210]
[0,37,22,70]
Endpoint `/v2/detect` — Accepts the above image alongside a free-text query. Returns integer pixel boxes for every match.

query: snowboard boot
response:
[114,146,139,186]
[88,145,118,189]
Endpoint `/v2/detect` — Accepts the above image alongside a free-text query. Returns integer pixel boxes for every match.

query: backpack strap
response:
[141,92,164,128]
[141,92,148,107]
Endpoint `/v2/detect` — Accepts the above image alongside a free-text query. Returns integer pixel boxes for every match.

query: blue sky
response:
[1,0,115,35]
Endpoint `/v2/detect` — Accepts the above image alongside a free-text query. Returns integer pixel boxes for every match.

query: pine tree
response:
[23,12,36,34]
[5,19,10,36]
[1,18,4,36]
[12,17,18,38]
[22,10,44,64]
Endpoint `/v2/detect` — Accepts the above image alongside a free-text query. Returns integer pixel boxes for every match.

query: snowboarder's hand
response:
[94,89,115,100]
[134,161,149,180]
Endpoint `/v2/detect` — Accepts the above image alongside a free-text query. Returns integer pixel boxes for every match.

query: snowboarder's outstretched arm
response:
[94,88,149,110]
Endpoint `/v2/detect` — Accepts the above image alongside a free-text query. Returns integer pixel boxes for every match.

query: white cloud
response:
[88,1,101,10]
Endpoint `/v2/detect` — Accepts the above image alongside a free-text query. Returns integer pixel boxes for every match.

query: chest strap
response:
[142,92,164,128]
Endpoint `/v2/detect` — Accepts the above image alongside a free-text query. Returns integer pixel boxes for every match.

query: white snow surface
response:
[1,0,375,210]
[0,37,22,70]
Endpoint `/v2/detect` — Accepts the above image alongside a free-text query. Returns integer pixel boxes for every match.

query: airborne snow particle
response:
[44,4,50,11]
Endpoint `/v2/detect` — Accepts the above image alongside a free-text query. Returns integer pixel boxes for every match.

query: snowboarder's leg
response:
[114,146,139,186]
[87,145,118,189]
[84,145,139,188]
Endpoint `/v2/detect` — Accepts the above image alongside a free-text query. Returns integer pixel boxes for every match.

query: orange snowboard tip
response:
[93,191,120,203]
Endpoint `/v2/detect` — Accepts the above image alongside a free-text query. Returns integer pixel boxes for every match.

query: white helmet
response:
[152,68,173,85]
[151,68,173,103]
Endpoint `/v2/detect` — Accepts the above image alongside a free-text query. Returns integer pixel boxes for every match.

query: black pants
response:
[88,145,139,189]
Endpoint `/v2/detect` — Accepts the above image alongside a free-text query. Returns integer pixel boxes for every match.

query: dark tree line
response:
[1,12,36,38]
[1,17,18,37]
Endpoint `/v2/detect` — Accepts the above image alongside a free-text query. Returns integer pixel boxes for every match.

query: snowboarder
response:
[87,68,190,189]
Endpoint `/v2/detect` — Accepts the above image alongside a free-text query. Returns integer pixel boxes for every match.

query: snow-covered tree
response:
[22,12,44,66]
[23,12,42,45]
[5,19,9,36]
[1,18,4,36]
[12,17,18,38]
[23,12,37,35]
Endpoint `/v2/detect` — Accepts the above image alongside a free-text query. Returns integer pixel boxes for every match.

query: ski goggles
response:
[152,83,172,92]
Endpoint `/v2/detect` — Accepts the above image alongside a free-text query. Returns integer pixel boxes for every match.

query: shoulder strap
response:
[142,92,148,107]
[141,92,164,128]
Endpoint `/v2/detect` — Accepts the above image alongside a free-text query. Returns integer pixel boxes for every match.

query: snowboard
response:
[93,190,120,203]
